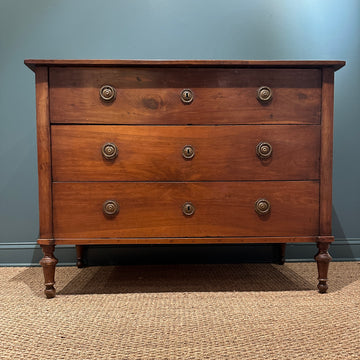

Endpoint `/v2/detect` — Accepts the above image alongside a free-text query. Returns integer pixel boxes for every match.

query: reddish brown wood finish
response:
[26,60,345,296]
[35,67,53,241]
[320,69,335,235]
[40,245,58,298]
[25,59,346,71]
[317,236,335,243]
[76,245,84,268]
[49,68,321,124]
[52,181,319,238]
[37,236,323,245]
[51,125,320,181]
[315,241,332,293]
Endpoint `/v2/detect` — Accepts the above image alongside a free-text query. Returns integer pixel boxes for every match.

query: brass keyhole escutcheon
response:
[256,141,272,160]
[100,85,116,102]
[180,89,194,104]
[182,145,195,160]
[257,86,272,103]
[183,202,195,216]
[101,143,118,160]
[103,200,119,217]
[254,198,271,216]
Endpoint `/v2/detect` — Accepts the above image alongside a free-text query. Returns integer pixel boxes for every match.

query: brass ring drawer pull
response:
[255,198,271,216]
[102,143,118,160]
[182,145,195,159]
[103,200,119,216]
[256,141,272,159]
[180,89,194,104]
[257,86,272,103]
[183,202,195,216]
[100,85,116,102]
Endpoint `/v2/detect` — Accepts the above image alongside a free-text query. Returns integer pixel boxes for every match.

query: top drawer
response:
[49,67,321,124]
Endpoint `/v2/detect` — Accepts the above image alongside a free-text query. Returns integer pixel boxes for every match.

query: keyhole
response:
[183,202,195,215]
[183,145,194,159]
[181,89,193,104]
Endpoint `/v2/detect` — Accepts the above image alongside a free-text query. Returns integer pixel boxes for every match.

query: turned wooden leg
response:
[76,245,85,268]
[40,245,58,298]
[314,242,332,293]
[278,243,286,265]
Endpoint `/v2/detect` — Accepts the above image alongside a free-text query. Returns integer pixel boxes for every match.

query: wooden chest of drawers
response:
[25,59,345,298]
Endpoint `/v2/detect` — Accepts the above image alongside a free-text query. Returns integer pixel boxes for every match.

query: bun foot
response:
[44,285,56,298]
[317,280,328,294]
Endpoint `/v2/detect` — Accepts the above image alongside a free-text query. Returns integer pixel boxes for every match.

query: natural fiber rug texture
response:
[0,262,359,360]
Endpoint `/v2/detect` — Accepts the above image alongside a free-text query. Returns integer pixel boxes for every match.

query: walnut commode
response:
[25,59,345,298]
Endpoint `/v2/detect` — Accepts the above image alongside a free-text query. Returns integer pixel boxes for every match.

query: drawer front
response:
[49,68,321,124]
[52,125,320,181]
[53,182,319,238]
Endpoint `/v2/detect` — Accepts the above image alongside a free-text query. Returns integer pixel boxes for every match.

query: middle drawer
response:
[52,125,320,181]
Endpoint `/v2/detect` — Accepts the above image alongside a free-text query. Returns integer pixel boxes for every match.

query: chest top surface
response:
[24,59,345,70]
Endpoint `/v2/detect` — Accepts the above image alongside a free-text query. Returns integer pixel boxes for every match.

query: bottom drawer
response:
[52,182,319,238]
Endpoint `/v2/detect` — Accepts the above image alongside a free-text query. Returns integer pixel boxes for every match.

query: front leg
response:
[314,241,332,293]
[40,245,58,298]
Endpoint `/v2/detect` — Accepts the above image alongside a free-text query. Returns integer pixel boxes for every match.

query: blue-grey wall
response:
[0,0,359,265]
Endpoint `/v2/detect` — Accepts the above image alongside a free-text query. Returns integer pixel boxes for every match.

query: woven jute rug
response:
[0,262,359,359]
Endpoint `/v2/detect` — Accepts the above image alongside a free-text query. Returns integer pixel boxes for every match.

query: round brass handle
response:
[100,85,116,102]
[183,202,195,216]
[256,142,273,159]
[255,198,271,216]
[103,200,119,216]
[180,89,194,104]
[257,86,272,103]
[102,143,118,160]
[182,145,195,160]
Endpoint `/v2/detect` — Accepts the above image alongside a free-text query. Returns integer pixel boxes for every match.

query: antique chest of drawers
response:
[25,59,345,298]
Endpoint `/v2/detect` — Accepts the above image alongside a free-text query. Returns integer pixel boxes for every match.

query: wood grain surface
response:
[38,236,325,245]
[35,67,53,241]
[52,125,320,181]
[52,181,319,238]
[24,59,346,71]
[320,68,334,235]
[49,68,321,124]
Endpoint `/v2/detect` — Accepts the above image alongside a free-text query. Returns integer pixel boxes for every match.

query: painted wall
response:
[0,0,359,265]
